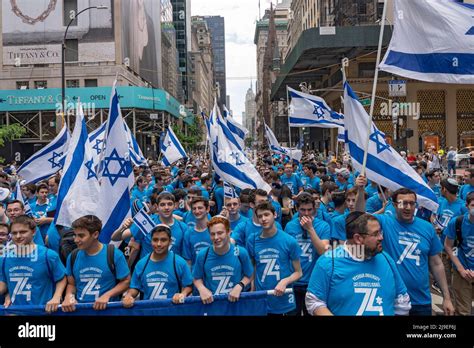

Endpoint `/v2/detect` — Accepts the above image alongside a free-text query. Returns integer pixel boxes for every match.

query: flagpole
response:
[361,0,388,176]
[286,85,293,155]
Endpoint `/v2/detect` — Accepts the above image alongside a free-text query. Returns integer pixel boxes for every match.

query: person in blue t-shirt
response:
[193,216,253,303]
[130,176,151,205]
[301,163,321,191]
[280,163,303,196]
[331,187,360,242]
[61,215,130,312]
[220,196,248,232]
[0,215,66,312]
[284,193,330,316]
[246,201,302,315]
[112,192,188,261]
[183,197,212,267]
[31,183,54,241]
[425,169,441,199]
[239,190,253,219]
[360,183,455,316]
[443,192,474,316]
[5,200,44,246]
[305,212,411,316]
[366,186,391,214]
[122,225,193,307]
[459,168,474,201]
[335,168,354,191]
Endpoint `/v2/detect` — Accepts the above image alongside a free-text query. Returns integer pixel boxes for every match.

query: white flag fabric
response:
[288,87,345,129]
[212,118,271,193]
[132,207,157,236]
[379,0,474,84]
[55,103,100,227]
[15,181,32,216]
[223,181,238,199]
[17,126,70,184]
[160,127,188,166]
[96,85,134,243]
[223,105,248,150]
[264,124,302,162]
[343,82,439,212]
[87,122,106,176]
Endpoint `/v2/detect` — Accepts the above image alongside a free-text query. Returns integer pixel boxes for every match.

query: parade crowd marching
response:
[0,0,473,317]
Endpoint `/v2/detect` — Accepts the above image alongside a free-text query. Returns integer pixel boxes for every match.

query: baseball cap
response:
[0,188,11,202]
[336,168,350,179]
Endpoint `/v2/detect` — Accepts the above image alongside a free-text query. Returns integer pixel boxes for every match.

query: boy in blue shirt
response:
[61,215,130,312]
[220,197,248,232]
[459,168,474,201]
[183,197,212,267]
[306,212,411,316]
[122,225,193,306]
[285,193,330,315]
[280,163,303,196]
[0,215,66,312]
[444,192,474,316]
[193,216,253,303]
[247,201,302,315]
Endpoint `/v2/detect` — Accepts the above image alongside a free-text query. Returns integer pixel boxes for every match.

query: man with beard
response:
[193,216,253,303]
[305,212,411,316]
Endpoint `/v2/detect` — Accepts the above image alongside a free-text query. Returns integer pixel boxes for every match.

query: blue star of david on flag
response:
[230,152,245,166]
[369,129,391,154]
[48,151,64,169]
[312,104,325,119]
[162,140,172,152]
[85,159,98,180]
[92,139,104,156]
[102,149,131,186]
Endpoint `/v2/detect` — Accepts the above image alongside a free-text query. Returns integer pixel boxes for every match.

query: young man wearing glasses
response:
[358,180,454,316]
[306,212,411,316]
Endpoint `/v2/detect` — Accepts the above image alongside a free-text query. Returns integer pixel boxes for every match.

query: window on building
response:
[16,81,29,90]
[67,80,80,88]
[65,39,79,62]
[34,81,48,89]
[85,79,98,87]
[63,0,78,27]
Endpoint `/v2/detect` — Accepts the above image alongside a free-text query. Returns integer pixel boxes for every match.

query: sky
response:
[191,0,274,124]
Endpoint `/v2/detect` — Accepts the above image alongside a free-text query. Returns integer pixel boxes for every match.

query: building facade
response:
[161,0,179,99]
[202,16,226,109]
[245,84,256,141]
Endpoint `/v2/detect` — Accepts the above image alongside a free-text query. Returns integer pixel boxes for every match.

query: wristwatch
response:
[238,281,245,289]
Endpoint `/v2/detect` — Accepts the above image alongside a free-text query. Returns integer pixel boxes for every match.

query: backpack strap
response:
[69,248,80,275]
[455,215,464,246]
[173,253,182,292]
[106,244,117,279]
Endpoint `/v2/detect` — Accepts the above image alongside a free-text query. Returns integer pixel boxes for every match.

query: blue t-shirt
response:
[31,200,53,240]
[331,212,350,241]
[229,215,249,232]
[271,200,283,225]
[435,197,468,243]
[0,245,66,306]
[182,212,212,230]
[280,174,303,196]
[365,184,379,198]
[301,175,321,191]
[366,196,396,216]
[284,217,331,285]
[335,180,353,191]
[66,245,130,303]
[445,213,474,271]
[459,184,474,201]
[240,208,252,219]
[130,251,193,300]
[46,222,60,254]
[182,227,212,266]
[131,216,187,259]
[131,187,150,204]
[246,230,302,314]
[214,186,224,212]
[375,214,443,305]
[231,219,283,247]
[307,246,408,316]
[193,245,253,294]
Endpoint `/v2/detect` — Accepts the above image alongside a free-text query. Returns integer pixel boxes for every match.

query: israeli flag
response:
[87,122,106,174]
[161,127,188,166]
[224,181,238,199]
[343,82,439,212]
[223,105,248,150]
[17,126,70,184]
[14,181,32,217]
[288,87,345,128]
[264,124,302,162]
[97,85,134,243]
[55,103,100,227]
[132,207,157,236]
[124,121,147,166]
[212,118,271,193]
[379,0,474,84]
[337,127,346,143]
[217,107,245,152]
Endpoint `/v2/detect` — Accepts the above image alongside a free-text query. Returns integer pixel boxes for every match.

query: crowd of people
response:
[0,148,472,316]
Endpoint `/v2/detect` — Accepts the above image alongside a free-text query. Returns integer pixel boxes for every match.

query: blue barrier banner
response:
[0,291,268,316]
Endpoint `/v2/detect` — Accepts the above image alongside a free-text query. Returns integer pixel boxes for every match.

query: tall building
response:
[245,84,257,141]
[161,0,179,99]
[189,16,215,115]
[171,0,192,103]
[203,16,226,108]
[0,0,194,162]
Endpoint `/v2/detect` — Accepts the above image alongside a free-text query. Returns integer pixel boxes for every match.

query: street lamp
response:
[62,5,108,129]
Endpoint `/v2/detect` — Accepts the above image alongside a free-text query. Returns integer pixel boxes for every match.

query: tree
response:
[172,118,204,151]
[0,124,26,163]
